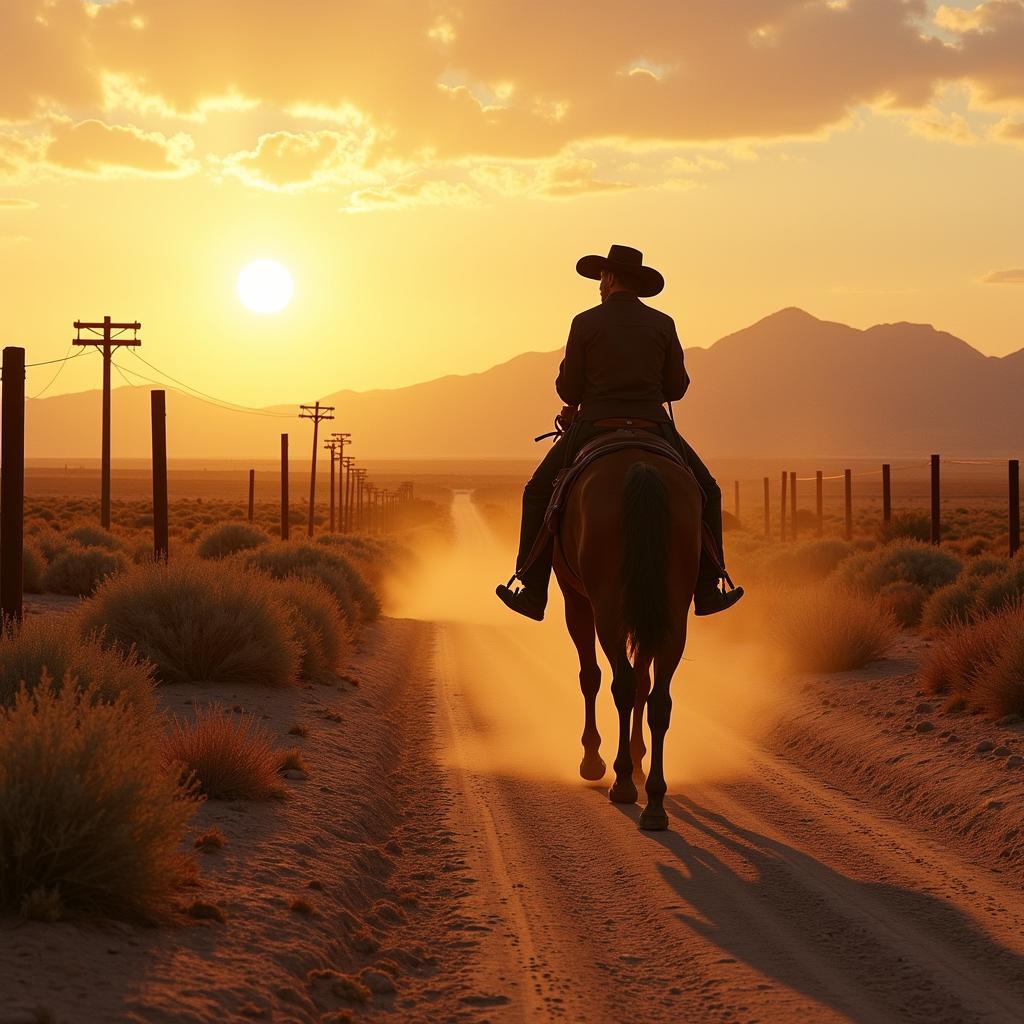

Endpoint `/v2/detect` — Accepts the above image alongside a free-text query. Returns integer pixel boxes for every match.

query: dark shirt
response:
[555,291,689,422]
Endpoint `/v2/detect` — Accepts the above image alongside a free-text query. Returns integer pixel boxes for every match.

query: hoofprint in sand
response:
[3,614,1024,1023]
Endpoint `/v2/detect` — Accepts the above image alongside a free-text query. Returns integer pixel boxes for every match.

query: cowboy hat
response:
[576,244,664,297]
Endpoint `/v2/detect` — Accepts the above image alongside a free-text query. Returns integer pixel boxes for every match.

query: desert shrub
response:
[29,526,68,561]
[877,512,932,544]
[66,524,123,552]
[42,543,127,596]
[878,580,928,628]
[759,539,854,586]
[19,541,44,594]
[0,616,155,712]
[976,561,1024,615]
[245,542,380,624]
[79,560,300,688]
[836,540,961,595]
[921,605,1024,716]
[767,582,897,672]
[965,555,1009,579]
[196,522,269,560]
[0,680,195,921]
[165,705,283,800]
[920,578,980,631]
[270,576,351,681]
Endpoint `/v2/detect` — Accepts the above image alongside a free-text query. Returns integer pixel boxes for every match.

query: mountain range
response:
[23,308,1023,461]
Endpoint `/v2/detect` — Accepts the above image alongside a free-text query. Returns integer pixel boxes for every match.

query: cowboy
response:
[496,244,744,621]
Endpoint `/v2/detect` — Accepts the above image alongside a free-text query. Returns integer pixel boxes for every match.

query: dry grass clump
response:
[42,543,127,596]
[767,582,897,673]
[196,522,270,560]
[877,512,932,544]
[66,524,124,552]
[878,581,928,628]
[166,704,284,800]
[836,540,961,597]
[0,680,195,921]
[920,555,1024,631]
[271,576,352,681]
[921,604,1024,716]
[0,615,155,712]
[921,606,1024,712]
[79,559,300,687]
[920,578,981,631]
[245,542,380,624]
[279,747,310,773]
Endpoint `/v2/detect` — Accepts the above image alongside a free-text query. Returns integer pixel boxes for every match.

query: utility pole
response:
[73,316,141,529]
[324,438,339,532]
[330,432,351,531]
[281,433,290,541]
[151,391,169,562]
[299,402,335,538]
[1,346,25,623]
[355,470,367,532]
[342,456,355,533]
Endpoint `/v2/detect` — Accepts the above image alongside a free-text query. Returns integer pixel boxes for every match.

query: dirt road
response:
[388,493,1024,1024]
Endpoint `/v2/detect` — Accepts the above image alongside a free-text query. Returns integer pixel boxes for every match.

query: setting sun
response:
[236,259,294,315]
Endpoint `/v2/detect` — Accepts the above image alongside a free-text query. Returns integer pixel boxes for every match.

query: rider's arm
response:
[663,319,689,401]
[555,315,585,405]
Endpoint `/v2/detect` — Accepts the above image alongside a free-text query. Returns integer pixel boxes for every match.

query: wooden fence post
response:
[844,469,853,541]
[931,454,940,545]
[816,470,823,537]
[151,391,169,562]
[763,477,770,540]
[281,433,290,541]
[780,471,788,542]
[790,471,797,541]
[248,469,255,523]
[1010,459,1020,558]
[1,346,25,623]
[882,463,892,525]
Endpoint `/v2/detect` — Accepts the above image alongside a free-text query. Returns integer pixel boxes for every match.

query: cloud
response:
[346,179,478,212]
[981,268,1024,283]
[214,125,382,192]
[43,118,195,176]
[2,0,1024,202]
[0,198,37,209]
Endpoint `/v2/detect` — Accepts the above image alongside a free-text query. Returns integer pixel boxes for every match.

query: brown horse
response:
[553,448,702,831]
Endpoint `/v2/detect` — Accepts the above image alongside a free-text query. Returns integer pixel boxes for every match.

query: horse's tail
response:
[621,461,670,659]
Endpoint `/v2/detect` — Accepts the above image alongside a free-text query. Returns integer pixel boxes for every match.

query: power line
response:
[28,345,93,399]
[127,349,293,419]
[25,348,92,369]
[111,359,297,420]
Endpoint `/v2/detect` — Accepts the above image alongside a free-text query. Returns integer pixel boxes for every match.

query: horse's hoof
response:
[639,806,669,831]
[608,780,638,804]
[580,754,606,781]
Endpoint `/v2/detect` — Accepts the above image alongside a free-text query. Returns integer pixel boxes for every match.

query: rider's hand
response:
[556,405,578,432]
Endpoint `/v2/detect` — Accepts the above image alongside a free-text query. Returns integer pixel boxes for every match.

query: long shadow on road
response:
[610,795,1024,1024]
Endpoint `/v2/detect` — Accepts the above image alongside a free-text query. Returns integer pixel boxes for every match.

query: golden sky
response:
[1,0,1022,406]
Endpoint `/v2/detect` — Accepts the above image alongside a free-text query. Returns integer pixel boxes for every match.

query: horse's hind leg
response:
[640,653,681,831]
[631,656,652,788]
[608,648,638,804]
[563,587,605,781]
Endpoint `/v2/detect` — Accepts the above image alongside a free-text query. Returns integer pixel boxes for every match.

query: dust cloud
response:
[389,491,786,787]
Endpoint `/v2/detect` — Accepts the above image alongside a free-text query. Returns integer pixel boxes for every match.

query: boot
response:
[496,491,553,621]
[693,501,744,616]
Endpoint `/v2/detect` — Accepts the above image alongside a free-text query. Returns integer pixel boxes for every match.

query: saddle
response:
[543,429,693,539]
[510,423,731,592]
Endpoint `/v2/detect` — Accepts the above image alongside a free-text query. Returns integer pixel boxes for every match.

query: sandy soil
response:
[4,494,1024,1023]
